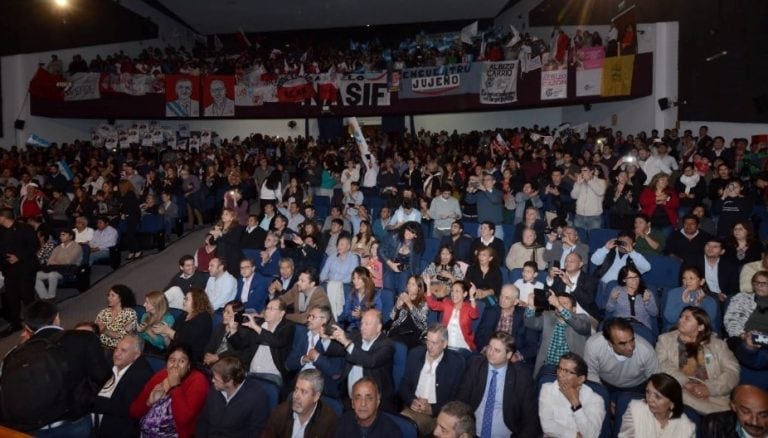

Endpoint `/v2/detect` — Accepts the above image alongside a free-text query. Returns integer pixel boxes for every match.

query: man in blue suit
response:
[286,305,346,397]
[237,258,266,312]
[398,324,466,436]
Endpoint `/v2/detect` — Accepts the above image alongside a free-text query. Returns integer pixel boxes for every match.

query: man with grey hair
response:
[398,323,466,435]
[203,79,235,117]
[92,334,154,437]
[262,369,339,437]
[434,401,476,438]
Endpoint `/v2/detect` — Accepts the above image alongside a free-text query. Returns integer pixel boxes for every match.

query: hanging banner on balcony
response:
[576,46,605,97]
[601,55,635,96]
[399,63,477,98]
[202,75,235,117]
[165,75,200,117]
[480,61,519,104]
[541,68,568,100]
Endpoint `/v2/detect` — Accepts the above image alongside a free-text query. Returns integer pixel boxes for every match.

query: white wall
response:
[0,0,196,146]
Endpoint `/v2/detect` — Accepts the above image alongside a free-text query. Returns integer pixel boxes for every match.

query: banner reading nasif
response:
[479,61,519,104]
[541,68,568,100]
[399,64,478,99]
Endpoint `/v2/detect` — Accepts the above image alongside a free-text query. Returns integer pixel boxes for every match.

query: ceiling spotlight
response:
[54,0,69,7]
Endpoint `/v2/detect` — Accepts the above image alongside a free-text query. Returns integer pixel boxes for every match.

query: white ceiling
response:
[155,0,509,34]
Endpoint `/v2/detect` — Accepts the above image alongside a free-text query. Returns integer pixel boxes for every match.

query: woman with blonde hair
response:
[210,208,243,277]
[137,290,175,354]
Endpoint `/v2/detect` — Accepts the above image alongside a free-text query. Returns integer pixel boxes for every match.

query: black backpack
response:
[1,333,69,431]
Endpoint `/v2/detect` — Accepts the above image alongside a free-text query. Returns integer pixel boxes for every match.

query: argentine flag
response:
[26,133,51,148]
[58,160,74,181]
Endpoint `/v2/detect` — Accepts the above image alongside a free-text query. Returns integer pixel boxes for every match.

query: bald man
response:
[700,384,768,438]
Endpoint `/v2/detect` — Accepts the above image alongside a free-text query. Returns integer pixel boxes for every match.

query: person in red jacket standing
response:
[640,173,679,232]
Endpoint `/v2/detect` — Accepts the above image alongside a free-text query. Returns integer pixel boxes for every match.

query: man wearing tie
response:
[456,331,540,437]
[286,305,346,397]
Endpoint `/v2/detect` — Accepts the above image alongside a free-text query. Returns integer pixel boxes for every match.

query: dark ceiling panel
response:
[0,0,158,56]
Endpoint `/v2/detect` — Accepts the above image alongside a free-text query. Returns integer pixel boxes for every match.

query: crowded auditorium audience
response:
[2,120,768,437]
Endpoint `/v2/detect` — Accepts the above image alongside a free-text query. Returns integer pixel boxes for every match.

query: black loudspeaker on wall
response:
[13,119,25,130]
[657,98,671,111]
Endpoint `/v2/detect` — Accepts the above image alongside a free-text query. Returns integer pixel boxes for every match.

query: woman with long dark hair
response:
[338,267,381,333]
[388,275,428,348]
[724,220,764,267]
[210,208,243,277]
[606,265,659,342]
[380,221,424,293]
[118,180,142,260]
[663,266,720,333]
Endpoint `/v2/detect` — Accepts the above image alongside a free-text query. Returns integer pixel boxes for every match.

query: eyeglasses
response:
[556,366,579,376]
[625,275,640,280]
[265,306,281,311]
[754,281,768,287]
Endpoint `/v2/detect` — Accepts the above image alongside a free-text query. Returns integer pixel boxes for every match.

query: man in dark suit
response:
[474,285,539,366]
[237,258,265,312]
[92,334,154,438]
[286,304,347,397]
[700,384,768,438]
[547,252,602,322]
[694,236,740,302]
[196,356,269,437]
[398,324,465,435]
[456,331,540,437]
[241,214,267,250]
[268,257,299,302]
[0,207,39,330]
[469,221,506,263]
[543,226,589,271]
[331,308,396,411]
[2,300,111,434]
[440,221,473,264]
[262,369,339,438]
[229,298,296,388]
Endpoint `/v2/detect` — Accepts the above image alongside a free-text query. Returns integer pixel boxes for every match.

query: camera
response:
[533,289,552,310]
[544,227,554,234]
[283,232,295,240]
[436,275,449,282]
[615,240,626,248]
[234,311,247,324]
[324,323,338,337]
[752,332,768,347]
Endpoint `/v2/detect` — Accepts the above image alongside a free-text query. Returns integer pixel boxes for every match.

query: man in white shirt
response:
[205,257,237,310]
[399,324,466,435]
[89,217,118,266]
[278,202,305,233]
[73,216,94,245]
[643,142,678,183]
[538,352,606,438]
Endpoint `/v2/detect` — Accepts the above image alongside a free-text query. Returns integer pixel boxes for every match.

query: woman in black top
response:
[155,287,213,364]
[464,246,502,305]
[210,207,244,277]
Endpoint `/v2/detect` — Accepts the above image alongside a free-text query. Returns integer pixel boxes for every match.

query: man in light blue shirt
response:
[205,257,238,310]
[319,236,359,284]
[89,217,118,266]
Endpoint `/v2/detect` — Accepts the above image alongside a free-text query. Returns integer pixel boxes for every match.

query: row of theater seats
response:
[132,305,420,437]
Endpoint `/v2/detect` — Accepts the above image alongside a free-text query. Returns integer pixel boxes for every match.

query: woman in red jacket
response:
[640,173,680,231]
[423,273,479,353]
[130,344,209,438]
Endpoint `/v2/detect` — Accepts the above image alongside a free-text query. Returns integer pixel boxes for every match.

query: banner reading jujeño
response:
[399,63,478,99]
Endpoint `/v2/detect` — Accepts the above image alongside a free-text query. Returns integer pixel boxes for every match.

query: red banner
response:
[201,75,235,117]
[28,67,64,101]
[165,75,200,117]
[276,76,314,103]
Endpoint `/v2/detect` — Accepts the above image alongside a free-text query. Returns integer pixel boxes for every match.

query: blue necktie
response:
[481,370,498,438]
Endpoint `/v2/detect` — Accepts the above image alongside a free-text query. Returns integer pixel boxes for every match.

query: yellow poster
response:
[601,55,635,96]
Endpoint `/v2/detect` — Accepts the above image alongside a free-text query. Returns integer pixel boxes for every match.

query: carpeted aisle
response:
[0,227,211,358]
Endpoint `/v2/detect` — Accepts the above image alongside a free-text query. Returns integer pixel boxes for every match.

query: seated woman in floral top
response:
[95,284,138,350]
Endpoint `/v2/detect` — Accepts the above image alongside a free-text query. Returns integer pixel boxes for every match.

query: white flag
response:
[506,25,521,47]
[347,117,370,157]
[460,21,478,44]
